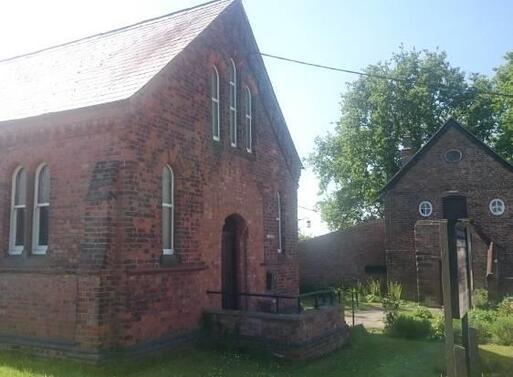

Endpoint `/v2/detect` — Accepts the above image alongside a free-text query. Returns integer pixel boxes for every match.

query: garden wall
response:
[205,305,349,359]
[298,220,385,289]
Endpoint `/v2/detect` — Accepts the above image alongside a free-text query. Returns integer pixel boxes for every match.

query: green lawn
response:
[0,328,510,377]
[0,328,445,377]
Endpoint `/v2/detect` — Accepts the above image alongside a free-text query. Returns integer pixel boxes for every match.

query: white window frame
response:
[229,59,237,147]
[32,163,50,255]
[489,198,505,216]
[9,166,26,255]
[244,86,252,153]
[419,201,433,217]
[276,192,283,253]
[162,165,175,255]
[211,66,220,141]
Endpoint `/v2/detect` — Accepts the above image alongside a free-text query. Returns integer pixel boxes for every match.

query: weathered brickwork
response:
[0,2,301,358]
[384,122,513,300]
[298,220,385,289]
[206,305,349,359]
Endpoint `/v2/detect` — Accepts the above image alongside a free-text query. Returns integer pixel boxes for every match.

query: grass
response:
[0,328,446,377]
[1,328,511,376]
[480,343,513,376]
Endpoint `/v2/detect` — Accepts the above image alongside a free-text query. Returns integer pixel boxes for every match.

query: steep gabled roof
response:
[0,0,234,122]
[380,118,513,195]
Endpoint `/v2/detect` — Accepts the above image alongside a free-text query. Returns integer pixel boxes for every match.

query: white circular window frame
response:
[489,199,505,216]
[419,201,433,217]
[444,149,463,163]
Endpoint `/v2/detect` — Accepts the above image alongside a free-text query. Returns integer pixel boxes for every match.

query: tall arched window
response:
[33,164,50,254]
[9,166,26,255]
[211,66,220,141]
[244,86,252,152]
[162,165,175,255]
[229,59,237,147]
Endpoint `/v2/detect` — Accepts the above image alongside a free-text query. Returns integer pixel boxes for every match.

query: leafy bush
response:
[364,279,382,302]
[472,288,489,309]
[386,314,433,340]
[492,316,513,346]
[469,309,496,343]
[432,314,445,340]
[387,281,403,302]
[412,306,433,320]
[497,296,513,317]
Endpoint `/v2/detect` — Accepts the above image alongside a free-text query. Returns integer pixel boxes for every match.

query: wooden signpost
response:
[441,219,480,377]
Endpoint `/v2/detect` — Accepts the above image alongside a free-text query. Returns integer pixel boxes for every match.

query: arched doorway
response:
[221,214,248,310]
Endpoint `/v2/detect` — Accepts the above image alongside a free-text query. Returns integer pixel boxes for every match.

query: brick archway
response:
[221,214,248,310]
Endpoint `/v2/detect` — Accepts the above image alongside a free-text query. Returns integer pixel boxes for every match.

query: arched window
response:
[9,167,26,255]
[211,66,220,141]
[244,86,252,153]
[276,192,283,253]
[229,59,237,147]
[32,164,50,254]
[162,165,175,255]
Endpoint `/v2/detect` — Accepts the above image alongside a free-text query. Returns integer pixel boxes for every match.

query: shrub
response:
[472,288,489,309]
[469,309,496,343]
[412,305,433,320]
[387,281,403,302]
[364,279,382,303]
[387,314,433,340]
[497,296,513,317]
[432,314,445,340]
[492,316,513,346]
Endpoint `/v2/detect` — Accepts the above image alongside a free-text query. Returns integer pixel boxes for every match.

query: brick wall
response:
[205,305,349,359]
[0,2,301,357]
[298,220,385,289]
[385,125,513,299]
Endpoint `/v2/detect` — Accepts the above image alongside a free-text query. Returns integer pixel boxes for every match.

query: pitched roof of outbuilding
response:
[0,0,234,122]
[380,118,513,195]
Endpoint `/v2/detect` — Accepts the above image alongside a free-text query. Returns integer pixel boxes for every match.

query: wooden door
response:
[221,229,238,310]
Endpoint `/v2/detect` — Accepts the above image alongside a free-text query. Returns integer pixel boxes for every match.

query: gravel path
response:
[346,308,385,329]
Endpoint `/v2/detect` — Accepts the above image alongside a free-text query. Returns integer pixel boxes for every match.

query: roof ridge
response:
[0,0,233,64]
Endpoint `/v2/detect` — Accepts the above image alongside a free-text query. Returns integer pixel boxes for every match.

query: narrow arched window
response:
[32,164,50,254]
[9,167,26,255]
[276,192,283,254]
[211,66,220,141]
[244,87,252,153]
[229,59,237,147]
[162,165,175,255]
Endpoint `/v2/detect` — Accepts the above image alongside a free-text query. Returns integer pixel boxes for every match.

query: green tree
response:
[309,47,498,230]
[493,51,513,160]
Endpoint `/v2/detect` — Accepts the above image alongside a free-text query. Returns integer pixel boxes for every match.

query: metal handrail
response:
[207,289,340,314]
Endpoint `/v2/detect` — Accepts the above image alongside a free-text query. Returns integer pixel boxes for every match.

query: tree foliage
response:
[308,47,511,230]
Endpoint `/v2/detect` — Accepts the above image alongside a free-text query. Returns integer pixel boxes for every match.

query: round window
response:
[419,201,433,217]
[444,149,462,163]
[489,199,505,216]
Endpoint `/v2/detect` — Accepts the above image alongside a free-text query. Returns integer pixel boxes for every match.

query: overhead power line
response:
[259,52,513,99]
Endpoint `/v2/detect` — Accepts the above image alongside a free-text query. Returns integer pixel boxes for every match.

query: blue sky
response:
[1,0,512,235]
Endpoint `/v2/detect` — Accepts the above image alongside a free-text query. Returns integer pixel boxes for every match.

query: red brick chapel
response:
[382,119,513,304]
[0,0,303,359]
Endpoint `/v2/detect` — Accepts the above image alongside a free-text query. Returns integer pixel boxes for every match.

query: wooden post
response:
[440,220,456,377]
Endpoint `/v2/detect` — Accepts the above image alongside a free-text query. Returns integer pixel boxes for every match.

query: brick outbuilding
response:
[382,119,513,302]
[0,0,303,359]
